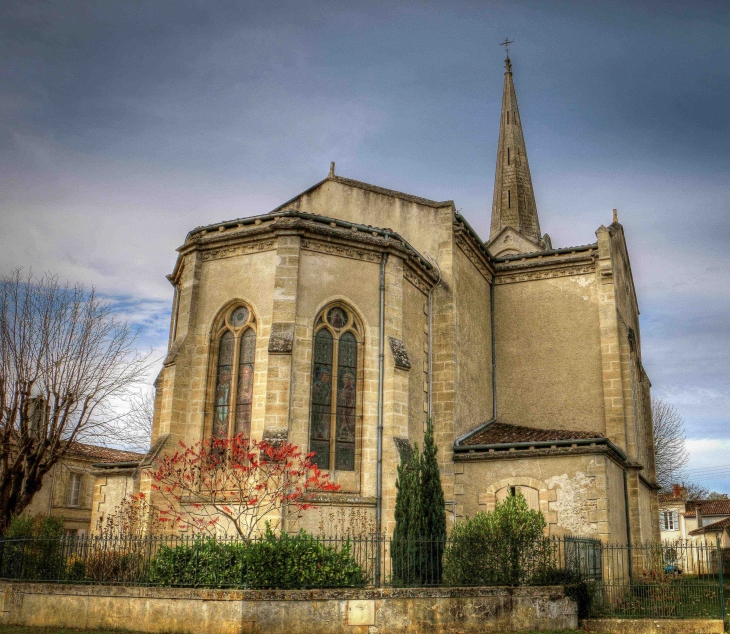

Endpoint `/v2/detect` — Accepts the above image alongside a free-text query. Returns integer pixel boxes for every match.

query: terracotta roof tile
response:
[682,500,730,517]
[459,422,603,447]
[67,442,146,464]
[689,517,730,536]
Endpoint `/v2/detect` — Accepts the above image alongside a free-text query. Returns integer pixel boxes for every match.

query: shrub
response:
[0,514,66,580]
[5,514,65,538]
[244,528,366,589]
[147,529,366,589]
[148,539,247,587]
[443,492,549,586]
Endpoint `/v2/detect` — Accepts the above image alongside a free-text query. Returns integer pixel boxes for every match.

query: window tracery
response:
[309,304,362,471]
[212,304,256,439]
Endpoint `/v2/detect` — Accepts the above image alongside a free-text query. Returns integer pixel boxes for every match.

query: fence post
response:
[717,535,726,625]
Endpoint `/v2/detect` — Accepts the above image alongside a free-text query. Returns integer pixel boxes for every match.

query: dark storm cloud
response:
[1,0,729,487]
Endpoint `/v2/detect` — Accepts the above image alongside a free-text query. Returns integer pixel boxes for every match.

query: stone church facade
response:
[93,56,660,544]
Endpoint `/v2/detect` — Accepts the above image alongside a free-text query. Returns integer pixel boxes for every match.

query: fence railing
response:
[0,534,724,622]
[0,533,599,589]
[586,539,727,621]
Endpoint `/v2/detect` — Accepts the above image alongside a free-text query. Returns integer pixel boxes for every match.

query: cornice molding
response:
[300,238,381,263]
[454,231,494,283]
[200,239,277,262]
[495,263,596,285]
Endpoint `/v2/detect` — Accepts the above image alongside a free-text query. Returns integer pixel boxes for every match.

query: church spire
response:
[489,52,543,248]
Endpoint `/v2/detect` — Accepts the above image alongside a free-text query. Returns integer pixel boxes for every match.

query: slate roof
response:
[458,422,603,447]
[67,442,146,464]
[689,516,730,536]
[682,499,730,517]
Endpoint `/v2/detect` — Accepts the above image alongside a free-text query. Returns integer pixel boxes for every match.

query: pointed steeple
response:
[489,55,542,249]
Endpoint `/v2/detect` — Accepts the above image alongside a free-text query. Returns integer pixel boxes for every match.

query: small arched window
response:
[212,304,256,439]
[309,304,362,471]
[496,485,539,511]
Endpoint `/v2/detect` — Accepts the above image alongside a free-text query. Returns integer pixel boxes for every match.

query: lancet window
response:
[309,304,362,471]
[212,304,256,439]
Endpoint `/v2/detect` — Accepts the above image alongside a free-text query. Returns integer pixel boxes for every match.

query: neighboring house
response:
[659,485,730,545]
[22,443,146,535]
[658,485,685,543]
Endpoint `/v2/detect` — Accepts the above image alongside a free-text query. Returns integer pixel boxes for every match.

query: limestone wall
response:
[0,583,577,634]
[452,239,493,439]
[288,179,451,259]
[455,451,621,540]
[493,270,605,433]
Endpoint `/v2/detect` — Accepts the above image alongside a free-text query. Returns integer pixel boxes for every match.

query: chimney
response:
[673,484,681,498]
[696,506,703,529]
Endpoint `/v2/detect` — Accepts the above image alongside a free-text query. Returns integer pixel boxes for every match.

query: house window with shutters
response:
[67,473,82,507]
[210,304,257,439]
[660,510,678,531]
[309,304,363,472]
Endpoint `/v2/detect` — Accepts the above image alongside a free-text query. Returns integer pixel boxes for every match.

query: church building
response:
[93,55,660,544]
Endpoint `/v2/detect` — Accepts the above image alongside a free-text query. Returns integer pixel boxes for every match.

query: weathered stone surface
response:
[268,322,295,353]
[581,618,725,634]
[388,337,411,370]
[0,582,577,634]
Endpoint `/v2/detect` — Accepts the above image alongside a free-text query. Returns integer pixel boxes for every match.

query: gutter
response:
[91,461,142,469]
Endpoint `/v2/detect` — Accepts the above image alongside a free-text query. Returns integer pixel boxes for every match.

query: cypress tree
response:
[418,418,446,583]
[392,443,420,584]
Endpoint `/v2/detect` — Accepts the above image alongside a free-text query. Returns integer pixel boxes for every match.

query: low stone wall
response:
[0,582,577,634]
[581,618,725,634]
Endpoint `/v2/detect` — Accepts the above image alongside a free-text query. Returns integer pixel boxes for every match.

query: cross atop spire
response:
[488,51,544,253]
[500,38,514,72]
[500,37,514,57]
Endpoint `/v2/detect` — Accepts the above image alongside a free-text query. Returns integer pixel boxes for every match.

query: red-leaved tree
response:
[150,434,339,538]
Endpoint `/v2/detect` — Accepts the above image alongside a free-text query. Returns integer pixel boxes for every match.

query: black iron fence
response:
[0,533,599,589]
[0,533,724,622]
[586,540,727,621]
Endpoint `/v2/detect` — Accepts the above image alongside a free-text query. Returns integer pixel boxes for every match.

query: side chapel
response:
[92,55,660,543]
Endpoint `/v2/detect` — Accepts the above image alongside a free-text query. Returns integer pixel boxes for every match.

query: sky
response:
[1,1,729,491]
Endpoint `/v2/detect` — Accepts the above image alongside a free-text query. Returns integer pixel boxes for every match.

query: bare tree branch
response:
[0,270,154,531]
[651,396,690,490]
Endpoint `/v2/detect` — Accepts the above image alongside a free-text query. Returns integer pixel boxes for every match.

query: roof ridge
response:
[329,175,454,208]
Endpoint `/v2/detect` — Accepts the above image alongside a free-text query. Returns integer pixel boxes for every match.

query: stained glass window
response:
[309,307,359,472]
[235,328,256,438]
[231,306,249,328]
[327,307,347,329]
[335,332,357,470]
[211,305,257,440]
[310,329,333,469]
[214,331,234,437]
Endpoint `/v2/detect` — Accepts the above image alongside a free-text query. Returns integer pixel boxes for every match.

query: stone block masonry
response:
[0,582,577,634]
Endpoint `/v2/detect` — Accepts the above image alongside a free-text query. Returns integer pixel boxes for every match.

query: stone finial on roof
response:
[329,161,336,177]
[613,209,619,223]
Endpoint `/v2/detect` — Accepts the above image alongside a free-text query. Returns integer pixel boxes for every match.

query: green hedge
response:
[148,529,366,589]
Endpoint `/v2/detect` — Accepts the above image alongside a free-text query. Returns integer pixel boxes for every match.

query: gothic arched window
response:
[309,304,362,471]
[212,304,256,439]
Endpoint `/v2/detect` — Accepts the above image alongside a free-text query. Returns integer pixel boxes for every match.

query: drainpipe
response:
[375,250,389,585]
[490,274,497,421]
[423,254,442,419]
[623,468,633,579]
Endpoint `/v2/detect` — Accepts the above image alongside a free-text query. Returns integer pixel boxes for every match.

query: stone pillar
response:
[595,226,628,453]
[432,213,456,523]
[263,235,301,442]
[381,255,409,535]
